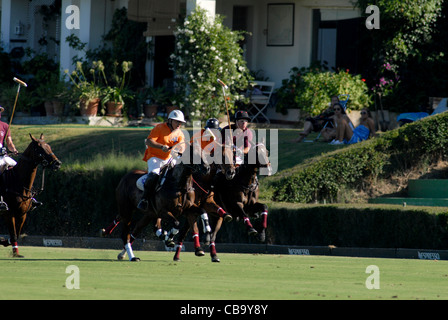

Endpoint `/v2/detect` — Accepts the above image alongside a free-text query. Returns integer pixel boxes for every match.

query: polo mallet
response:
[217,79,234,143]
[4,77,27,148]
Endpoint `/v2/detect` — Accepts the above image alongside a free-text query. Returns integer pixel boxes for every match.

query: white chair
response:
[248,81,275,124]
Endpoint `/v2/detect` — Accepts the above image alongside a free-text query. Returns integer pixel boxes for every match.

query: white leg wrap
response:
[125,243,135,261]
[201,213,212,233]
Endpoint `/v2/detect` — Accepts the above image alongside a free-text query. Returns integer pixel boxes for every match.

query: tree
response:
[356,0,446,111]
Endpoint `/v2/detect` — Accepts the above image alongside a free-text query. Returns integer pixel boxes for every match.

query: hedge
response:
[272,112,448,203]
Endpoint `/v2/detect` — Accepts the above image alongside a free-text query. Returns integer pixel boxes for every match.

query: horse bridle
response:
[20,142,59,169]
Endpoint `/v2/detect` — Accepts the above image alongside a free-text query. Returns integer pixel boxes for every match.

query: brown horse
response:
[102,143,209,261]
[214,143,272,243]
[172,144,236,262]
[0,134,61,257]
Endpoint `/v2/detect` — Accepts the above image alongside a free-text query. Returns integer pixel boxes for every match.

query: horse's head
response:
[246,143,272,176]
[221,144,236,180]
[26,133,62,170]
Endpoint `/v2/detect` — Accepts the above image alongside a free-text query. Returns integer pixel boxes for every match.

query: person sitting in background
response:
[320,102,354,142]
[292,95,339,143]
[329,108,376,145]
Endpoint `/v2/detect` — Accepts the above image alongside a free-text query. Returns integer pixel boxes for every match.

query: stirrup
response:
[137,199,149,211]
[0,196,8,211]
[0,201,8,211]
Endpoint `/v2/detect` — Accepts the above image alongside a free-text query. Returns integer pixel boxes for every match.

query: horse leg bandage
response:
[217,207,226,217]
[261,211,268,229]
[201,213,212,233]
[209,242,217,256]
[193,233,200,248]
[125,243,135,261]
[244,217,254,228]
[174,242,183,260]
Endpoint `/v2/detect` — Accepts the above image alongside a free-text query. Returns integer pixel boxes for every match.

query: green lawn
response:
[1,246,447,300]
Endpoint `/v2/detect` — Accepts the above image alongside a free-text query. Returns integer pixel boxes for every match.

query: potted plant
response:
[34,73,67,117]
[100,61,133,116]
[65,61,105,116]
[145,87,169,118]
[165,92,181,115]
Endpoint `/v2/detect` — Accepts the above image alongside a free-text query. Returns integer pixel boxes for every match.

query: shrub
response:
[275,64,371,116]
[170,8,252,121]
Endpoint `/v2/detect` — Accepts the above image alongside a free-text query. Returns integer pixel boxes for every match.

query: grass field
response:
[1,246,448,300]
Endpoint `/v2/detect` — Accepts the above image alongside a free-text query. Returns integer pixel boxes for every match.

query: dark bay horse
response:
[172,144,236,262]
[0,134,61,257]
[173,144,236,262]
[102,143,208,261]
[214,143,272,243]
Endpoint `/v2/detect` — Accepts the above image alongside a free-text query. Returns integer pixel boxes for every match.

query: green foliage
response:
[170,8,252,120]
[356,0,446,111]
[276,65,371,116]
[273,112,448,203]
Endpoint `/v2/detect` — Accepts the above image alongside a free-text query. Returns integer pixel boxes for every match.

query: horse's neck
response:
[13,158,38,191]
[238,164,257,185]
[168,164,193,191]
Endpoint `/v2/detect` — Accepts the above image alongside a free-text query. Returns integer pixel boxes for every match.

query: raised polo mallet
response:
[4,77,28,146]
[217,79,233,143]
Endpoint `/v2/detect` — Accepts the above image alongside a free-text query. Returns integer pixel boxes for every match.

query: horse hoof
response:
[173,257,181,262]
[117,252,126,260]
[165,239,175,248]
[130,257,141,262]
[248,227,258,236]
[195,247,205,257]
[257,230,266,243]
[13,253,24,258]
[223,213,233,223]
[211,255,220,263]
[100,228,106,237]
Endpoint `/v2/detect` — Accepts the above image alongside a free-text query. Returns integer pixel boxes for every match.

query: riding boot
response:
[137,173,158,210]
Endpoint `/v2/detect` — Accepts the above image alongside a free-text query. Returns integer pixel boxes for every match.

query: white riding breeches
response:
[136,156,175,191]
[0,155,17,174]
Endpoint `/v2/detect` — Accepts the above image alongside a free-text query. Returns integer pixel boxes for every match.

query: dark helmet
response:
[205,118,219,129]
[235,110,251,121]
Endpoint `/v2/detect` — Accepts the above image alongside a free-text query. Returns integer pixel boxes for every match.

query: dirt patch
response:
[351,160,448,202]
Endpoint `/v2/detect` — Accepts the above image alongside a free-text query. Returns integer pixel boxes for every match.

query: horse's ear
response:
[29,133,37,142]
[40,133,45,140]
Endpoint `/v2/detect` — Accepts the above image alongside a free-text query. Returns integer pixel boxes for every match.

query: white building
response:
[0,0,362,89]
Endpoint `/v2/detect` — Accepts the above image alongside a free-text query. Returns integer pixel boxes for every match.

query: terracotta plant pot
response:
[44,101,54,117]
[80,98,100,116]
[106,101,123,117]
[144,104,158,118]
[52,100,64,116]
[165,105,179,115]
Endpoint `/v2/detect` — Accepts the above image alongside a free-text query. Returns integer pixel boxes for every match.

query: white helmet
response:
[168,110,186,123]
